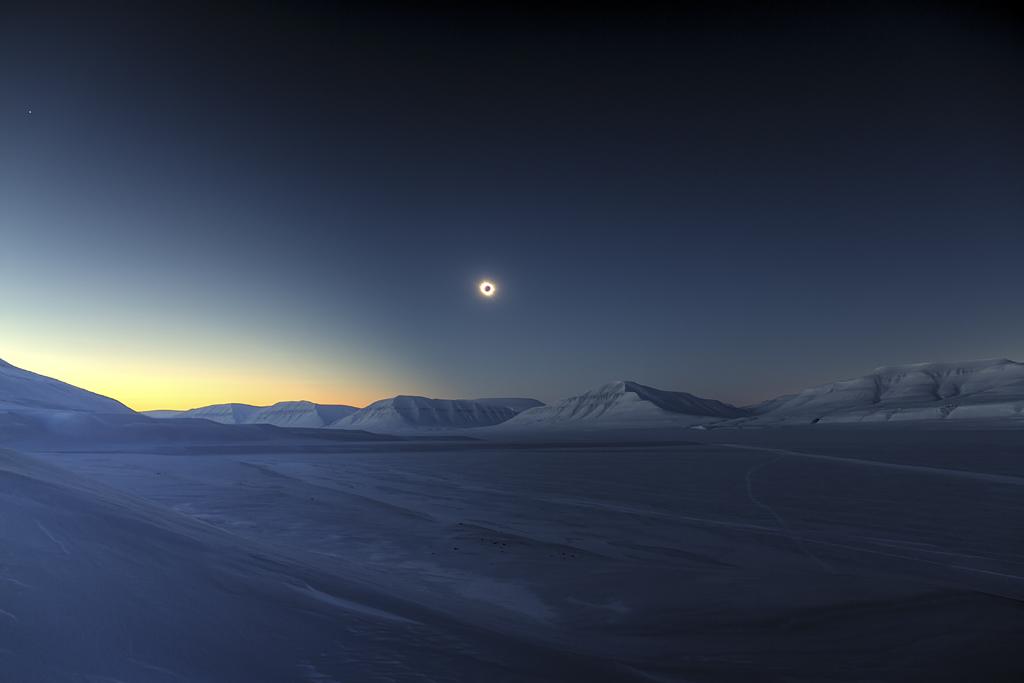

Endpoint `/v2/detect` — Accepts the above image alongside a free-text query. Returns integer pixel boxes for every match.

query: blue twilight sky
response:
[1,2,1022,409]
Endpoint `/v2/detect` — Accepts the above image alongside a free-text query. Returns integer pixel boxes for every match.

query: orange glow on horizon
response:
[2,350,396,412]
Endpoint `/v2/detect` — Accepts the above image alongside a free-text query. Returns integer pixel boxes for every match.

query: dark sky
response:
[1,1,1022,408]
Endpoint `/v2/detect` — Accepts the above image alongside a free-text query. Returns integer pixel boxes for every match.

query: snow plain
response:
[7,427,1021,682]
[2,357,1024,680]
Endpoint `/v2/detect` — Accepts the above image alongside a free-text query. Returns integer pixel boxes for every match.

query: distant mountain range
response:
[144,396,543,432]
[496,359,1024,431]
[735,358,1024,425]
[2,357,1023,438]
[144,401,358,428]
[329,395,543,433]
[495,381,745,430]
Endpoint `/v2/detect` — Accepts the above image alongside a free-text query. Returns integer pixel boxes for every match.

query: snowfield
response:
[1,357,1024,680]
[13,429,1024,682]
[0,446,641,682]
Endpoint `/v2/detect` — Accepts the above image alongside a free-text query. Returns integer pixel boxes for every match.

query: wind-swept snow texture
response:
[739,358,1024,425]
[0,448,631,682]
[144,400,357,428]
[27,431,1024,682]
[0,358,132,414]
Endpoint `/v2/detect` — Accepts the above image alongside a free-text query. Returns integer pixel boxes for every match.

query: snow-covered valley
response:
[0,429,1019,681]
[2,358,1024,680]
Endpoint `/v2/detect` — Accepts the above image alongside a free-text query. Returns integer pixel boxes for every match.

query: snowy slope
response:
[470,397,545,412]
[741,358,1024,424]
[330,396,529,434]
[493,380,748,431]
[145,400,357,428]
[0,358,132,414]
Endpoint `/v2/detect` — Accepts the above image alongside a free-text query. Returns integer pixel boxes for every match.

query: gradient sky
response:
[2,2,1022,411]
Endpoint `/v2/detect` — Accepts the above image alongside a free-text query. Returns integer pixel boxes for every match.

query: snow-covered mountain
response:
[492,380,748,432]
[470,397,545,412]
[0,358,132,414]
[738,358,1024,425]
[8,354,1024,441]
[144,400,357,428]
[330,395,537,434]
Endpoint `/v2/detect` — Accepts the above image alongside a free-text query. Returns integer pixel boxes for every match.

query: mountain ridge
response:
[5,356,1024,436]
[738,358,1024,424]
[144,400,358,428]
[329,395,538,434]
[0,358,133,414]
[493,380,748,431]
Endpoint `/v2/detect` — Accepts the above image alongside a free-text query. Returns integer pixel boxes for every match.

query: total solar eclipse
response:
[479,281,496,297]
